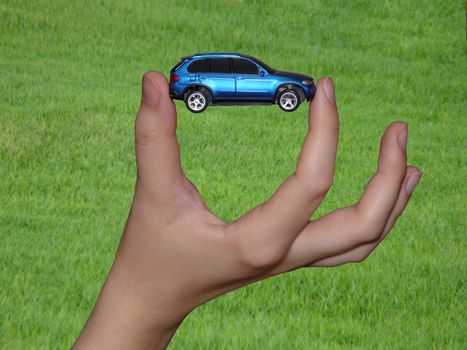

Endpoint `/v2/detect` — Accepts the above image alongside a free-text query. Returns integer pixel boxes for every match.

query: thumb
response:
[134,71,184,194]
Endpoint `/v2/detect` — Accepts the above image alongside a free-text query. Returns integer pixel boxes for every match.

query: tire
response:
[277,88,300,112]
[184,89,209,113]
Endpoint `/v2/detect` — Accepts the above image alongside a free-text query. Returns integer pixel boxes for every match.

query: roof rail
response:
[192,52,244,57]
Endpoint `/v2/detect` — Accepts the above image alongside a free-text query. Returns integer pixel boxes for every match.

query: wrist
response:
[73,257,193,349]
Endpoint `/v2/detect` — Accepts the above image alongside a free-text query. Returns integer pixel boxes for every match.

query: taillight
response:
[170,74,180,82]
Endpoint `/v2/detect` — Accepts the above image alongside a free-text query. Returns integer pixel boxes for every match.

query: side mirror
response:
[260,70,265,76]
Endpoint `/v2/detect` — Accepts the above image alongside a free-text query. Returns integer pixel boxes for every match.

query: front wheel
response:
[277,89,300,112]
[185,89,209,113]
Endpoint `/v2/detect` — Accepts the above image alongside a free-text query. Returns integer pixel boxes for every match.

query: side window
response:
[187,59,210,73]
[233,59,258,75]
[210,58,231,73]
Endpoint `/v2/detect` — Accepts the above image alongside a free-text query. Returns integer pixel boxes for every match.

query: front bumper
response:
[305,82,316,101]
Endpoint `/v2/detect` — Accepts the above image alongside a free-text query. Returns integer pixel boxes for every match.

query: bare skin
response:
[73,72,421,349]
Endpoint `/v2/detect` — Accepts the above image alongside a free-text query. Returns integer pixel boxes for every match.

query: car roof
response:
[182,52,252,60]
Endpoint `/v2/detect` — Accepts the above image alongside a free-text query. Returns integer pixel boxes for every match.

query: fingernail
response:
[405,171,421,194]
[323,77,336,104]
[397,123,408,151]
[142,74,159,108]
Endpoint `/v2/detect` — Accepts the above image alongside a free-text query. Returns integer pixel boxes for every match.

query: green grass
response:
[1,0,465,348]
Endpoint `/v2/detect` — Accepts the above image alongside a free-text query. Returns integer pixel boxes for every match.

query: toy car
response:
[169,52,316,113]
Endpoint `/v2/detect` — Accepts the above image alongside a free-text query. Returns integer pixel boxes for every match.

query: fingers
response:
[355,122,408,229]
[310,166,421,267]
[134,71,185,196]
[227,77,339,268]
[269,121,409,273]
[221,166,421,292]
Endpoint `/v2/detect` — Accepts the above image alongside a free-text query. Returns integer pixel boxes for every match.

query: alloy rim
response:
[188,92,206,111]
[279,92,298,110]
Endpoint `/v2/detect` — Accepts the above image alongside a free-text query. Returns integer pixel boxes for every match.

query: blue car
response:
[169,52,316,113]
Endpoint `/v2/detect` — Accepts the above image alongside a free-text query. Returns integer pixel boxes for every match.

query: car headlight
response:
[302,79,313,86]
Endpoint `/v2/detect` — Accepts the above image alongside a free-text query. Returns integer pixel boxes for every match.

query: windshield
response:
[246,55,275,74]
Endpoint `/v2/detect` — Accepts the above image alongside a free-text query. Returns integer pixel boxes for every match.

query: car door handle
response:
[236,76,243,80]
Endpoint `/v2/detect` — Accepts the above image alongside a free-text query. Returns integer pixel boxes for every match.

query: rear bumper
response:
[169,81,185,100]
[169,87,183,100]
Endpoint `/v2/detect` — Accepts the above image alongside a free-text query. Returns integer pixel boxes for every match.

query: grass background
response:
[1,0,465,348]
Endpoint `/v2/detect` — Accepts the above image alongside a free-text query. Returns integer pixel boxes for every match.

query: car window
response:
[210,58,231,73]
[246,56,275,74]
[187,59,210,73]
[171,59,185,72]
[233,59,258,75]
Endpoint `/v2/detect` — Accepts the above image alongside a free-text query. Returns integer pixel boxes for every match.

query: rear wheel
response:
[185,89,209,113]
[277,89,300,112]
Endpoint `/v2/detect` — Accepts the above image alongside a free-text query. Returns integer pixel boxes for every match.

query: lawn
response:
[0,0,465,348]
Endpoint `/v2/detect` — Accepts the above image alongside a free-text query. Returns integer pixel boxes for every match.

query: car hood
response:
[272,70,313,81]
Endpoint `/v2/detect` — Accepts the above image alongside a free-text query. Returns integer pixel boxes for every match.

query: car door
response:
[233,58,272,99]
[199,58,235,99]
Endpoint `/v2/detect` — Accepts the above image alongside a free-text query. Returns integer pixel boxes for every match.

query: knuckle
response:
[360,221,382,242]
[242,248,282,270]
[313,176,333,196]
[310,176,333,198]
[134,117,158,146]
[330,118,340,134]
[360,220,383,243]
[353,206,385,243]
[295,172,333,201]
[227,230,282,271]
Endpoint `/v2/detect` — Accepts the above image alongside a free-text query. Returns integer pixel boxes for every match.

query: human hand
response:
[73,72,421,349]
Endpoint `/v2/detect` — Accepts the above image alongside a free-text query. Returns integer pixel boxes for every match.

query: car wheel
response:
[185,89,209,113]
[277,89,300,112]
